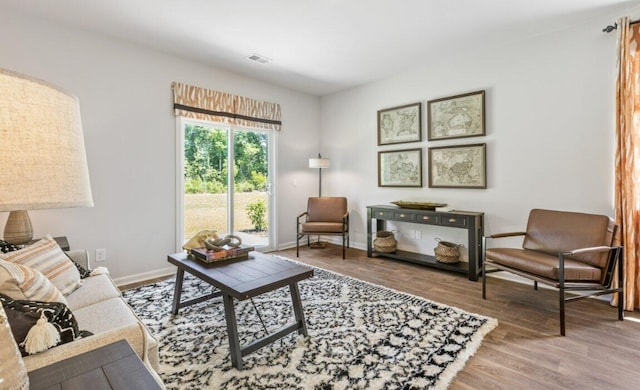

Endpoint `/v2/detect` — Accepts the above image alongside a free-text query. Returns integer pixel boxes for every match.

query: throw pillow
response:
[0,292,91,356]
[0,259,67,304]
[0,235,81,296]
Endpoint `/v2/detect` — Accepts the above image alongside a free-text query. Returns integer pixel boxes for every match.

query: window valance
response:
[172,82,282,131]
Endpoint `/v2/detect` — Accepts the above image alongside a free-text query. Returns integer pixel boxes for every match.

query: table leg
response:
[289,283,308,337]
[223,293,243,370]
[171,268,185,315]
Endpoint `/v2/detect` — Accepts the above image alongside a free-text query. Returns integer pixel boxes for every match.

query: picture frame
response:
[377,102,422,145]
[428,143,486,189]
[427,90,485,141]
[378,148,422,187]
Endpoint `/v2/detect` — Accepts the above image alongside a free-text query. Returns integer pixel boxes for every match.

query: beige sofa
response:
[22,250,163,386]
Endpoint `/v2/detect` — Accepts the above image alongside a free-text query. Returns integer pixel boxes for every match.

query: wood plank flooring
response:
[273,244,640,390]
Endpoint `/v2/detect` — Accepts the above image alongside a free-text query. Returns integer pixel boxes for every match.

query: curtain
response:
[614,17,640,311]
[171,82,282,131]
[234,95,282,130]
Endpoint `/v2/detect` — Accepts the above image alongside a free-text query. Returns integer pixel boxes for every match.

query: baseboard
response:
[112,266,176,288]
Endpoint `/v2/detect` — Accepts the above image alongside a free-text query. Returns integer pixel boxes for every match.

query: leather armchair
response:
[482,208,623,336]
[297,197,349,259]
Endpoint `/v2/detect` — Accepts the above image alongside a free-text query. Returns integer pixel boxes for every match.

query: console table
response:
[367,205,484,281]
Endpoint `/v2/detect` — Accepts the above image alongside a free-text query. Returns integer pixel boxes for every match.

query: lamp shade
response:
[309,157,330,169]
[0,68,94,212]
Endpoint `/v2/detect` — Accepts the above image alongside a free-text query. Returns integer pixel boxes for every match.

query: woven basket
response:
[434,238,463,264]
[373,231,397,253]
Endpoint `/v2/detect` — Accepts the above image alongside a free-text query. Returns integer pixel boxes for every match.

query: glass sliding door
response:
[232,129,270,248]
[178,119,274,251]
[182,122,229,241]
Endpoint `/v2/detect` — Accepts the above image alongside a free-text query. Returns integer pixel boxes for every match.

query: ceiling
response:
[1,0,635,96]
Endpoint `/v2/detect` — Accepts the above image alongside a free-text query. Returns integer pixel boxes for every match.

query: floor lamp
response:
[0,68,94,245]
[308,153,330,197]
[308,154,330,248]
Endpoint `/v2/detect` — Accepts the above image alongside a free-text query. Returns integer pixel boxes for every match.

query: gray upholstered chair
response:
[482,208,623,336]
[297,197,349,259]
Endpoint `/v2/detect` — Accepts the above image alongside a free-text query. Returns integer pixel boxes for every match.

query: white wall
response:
[319,7,638,257]
[2,5,639,281]
[0,9,321,282]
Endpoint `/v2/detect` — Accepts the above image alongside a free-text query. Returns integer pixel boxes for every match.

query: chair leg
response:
[559,288,566,336]
[296,235,300,257]
[342,234,346,260]
[534,281,538,290]
[619,288,624,321]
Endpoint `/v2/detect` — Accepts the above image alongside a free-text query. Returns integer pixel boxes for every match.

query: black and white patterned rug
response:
[123,256,497,389]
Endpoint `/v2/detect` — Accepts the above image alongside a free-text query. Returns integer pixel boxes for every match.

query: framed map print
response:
[428,143,486,189]
[377,102,422,145]
[378,148,422,187]
[427,90,485,141]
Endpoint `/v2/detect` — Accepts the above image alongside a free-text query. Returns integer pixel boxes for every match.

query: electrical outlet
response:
[95,248,106,262]
[415,230,422,239]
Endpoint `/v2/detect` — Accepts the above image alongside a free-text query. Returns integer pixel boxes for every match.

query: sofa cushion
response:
[23,321,155,372]
[0,235,81,296]
[74,297,145,334]
[73,297,159,368]
[0,259,67,304]
[65,273,121,310]
[0,292,91,356]
[486,248,602,282]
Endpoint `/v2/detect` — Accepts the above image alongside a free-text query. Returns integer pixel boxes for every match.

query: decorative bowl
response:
[390,201,447,210]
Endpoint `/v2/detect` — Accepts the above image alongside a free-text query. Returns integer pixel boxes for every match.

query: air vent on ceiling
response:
[248,53,272,64]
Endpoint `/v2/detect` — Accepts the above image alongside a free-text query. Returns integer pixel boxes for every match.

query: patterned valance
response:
[172,82,282,131]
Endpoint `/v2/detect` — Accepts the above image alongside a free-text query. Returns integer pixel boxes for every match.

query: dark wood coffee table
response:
[167,251,314,369]
[28,339,161,389]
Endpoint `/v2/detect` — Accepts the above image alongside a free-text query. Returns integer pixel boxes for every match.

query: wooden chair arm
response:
[561,245,619,256]
[486,232,526,239]
[297,211,308,220]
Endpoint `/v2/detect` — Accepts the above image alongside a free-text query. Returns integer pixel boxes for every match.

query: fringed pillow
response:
[0,292,92,356]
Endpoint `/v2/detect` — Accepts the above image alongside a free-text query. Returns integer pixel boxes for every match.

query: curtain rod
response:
[603,19,640,33]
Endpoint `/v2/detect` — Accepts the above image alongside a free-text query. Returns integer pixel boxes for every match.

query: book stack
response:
[191,244,255,263]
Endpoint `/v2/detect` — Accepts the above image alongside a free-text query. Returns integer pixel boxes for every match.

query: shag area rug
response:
[123,256,497,389]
